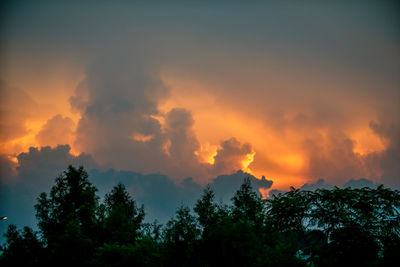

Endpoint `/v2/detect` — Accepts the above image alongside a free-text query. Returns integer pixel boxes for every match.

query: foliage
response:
[0,225,43,266]
[100,183,145,245]
[1,165,399,266]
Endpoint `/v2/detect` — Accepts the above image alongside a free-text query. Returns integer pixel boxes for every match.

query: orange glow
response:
[157,73,391,188]
[1,116,81,156]
[7,155,18,164]
[194,143,218,165]
[0,65,391,191]
[276,154,304,170]
[0,120,43,155]
[350,128,386,155]
[206,151,218,165]
[132,133,154,142]
[242,151,255,174]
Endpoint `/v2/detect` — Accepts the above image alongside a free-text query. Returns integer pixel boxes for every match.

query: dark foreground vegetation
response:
[1,166,399,266]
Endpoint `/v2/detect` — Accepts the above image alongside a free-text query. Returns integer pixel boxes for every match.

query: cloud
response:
[299,120,400,188]
[368,121,400,188]
[1,1,399,189]
[210,170,272,203]
[0,154,17,184]
[343,178,379,189]
[0,145,271,240]
[165,108,199,162]
[300,178,334,191]
[68,51,257,184]
[0,145,97,238]
[72,53,173,176]
[35,114,75,147]
[213,138,253,175]
[303,132,379,185]
[0,81,38,142]
[69,80,89,114]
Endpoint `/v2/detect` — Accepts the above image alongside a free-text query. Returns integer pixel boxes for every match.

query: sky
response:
[0,0,399,230]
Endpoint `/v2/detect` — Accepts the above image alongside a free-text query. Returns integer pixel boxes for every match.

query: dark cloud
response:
[0,145,97,238]
[14,145,97,187]
[87,168,201,223]
[210,170,272,203]
[0,145,271,241]
[300,178,334,191]
[0,154,16,184]
[343,178,379,189]
[213,138,252,175]
[36,114,75,147]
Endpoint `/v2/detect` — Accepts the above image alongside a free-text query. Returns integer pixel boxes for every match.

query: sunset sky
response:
[1,0,399,199]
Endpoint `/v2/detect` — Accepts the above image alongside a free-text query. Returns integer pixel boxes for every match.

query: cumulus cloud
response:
[73,54,172,175]
[36,114,75,147]
[213,138,253,175]
[68,51,256,184]
[14,145,97,186]
[165,108,199,162]
[0,145,97,237]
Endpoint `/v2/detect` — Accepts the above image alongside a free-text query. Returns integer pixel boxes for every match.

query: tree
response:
[162,206,200,266]
[231,177,265,226]
[194,185,220,234]
[266,188,312,233]
[100,183,145,244]
[0,225,43,266]
[92,237,162,267]
[320,224,379,267]
[34,165,99,265]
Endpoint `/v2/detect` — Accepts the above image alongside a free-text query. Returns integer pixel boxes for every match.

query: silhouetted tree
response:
[0,225,43,267]
[266,187,312,233]
[162,206,200,266]
[100,183,145,245]
[231,177,265,226]
[34,165,99,265]
[320,224,379,267]
[92,237,161,267]
[1,165,399,266]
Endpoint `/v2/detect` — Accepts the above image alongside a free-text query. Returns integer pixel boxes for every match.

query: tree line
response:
[1,165,399,266]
